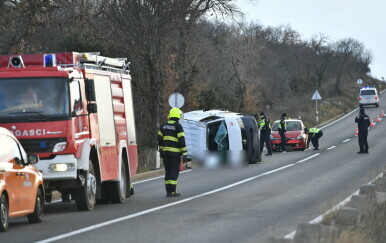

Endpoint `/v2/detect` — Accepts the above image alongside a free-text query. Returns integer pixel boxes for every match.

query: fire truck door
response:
[93,75,116,146]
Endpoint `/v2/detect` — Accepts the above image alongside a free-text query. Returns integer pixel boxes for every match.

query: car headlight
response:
[52,142,67,152]
[49,163,75,172]
[296,135,304,139]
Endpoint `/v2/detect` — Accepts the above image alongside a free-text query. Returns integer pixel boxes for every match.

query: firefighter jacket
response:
[259,117,271,134]
[158,120,187,158]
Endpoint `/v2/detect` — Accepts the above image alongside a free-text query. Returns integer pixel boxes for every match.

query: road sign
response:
[357,79,363,85]
[168,93,185,108]
[311,90,322,100]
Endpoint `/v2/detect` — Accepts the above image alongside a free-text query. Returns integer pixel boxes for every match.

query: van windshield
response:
[0,77,70,122]
[360,90,376,95]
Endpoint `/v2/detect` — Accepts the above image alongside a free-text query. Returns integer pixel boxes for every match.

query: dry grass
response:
[137,146,160,172]
[335,231,372,243]
[320,194,386,242]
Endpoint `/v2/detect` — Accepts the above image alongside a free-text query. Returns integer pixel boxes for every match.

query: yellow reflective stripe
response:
[181,147,187,152]
[158,131,163,136]
[162,147,182,152]
[165,180,170,185]
[169,180,177,185]
[167,120,176,124]
[177,132,185,137]
[183,152,187,156]
[163,136,178,142]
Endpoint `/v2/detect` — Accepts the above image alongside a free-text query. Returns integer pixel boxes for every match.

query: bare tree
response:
[103,0,239,147]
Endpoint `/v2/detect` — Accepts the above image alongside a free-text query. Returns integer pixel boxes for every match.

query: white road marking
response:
[342,139,350,143]
[294,153,320,164]
[36,153,322,243]
[284,171,385,239]
[327,146,336,150]
[320,108,358,130]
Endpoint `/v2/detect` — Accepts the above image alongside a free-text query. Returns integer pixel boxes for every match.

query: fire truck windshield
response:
[0,77,70,122]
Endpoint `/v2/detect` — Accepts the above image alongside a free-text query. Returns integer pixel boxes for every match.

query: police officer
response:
[278,113,287,152]
[158,107,188,197]
[306,127,323,150]
[355,107,370,154]
[259,112,272,156]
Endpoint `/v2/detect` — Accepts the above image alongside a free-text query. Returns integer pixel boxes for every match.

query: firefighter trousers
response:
[163,156,181,193]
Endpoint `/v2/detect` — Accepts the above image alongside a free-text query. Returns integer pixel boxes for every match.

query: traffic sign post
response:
[311,90,322,123]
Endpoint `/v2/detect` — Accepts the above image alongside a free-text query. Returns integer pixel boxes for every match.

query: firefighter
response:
[158,107,188,197]
[259,112,272,156]
[278,113,287,152]
[306,127,323,150]
[355,107,370,154]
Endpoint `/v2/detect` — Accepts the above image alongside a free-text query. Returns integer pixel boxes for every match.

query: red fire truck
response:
[0,52,138,211]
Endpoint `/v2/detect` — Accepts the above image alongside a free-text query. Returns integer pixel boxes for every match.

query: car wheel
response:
[28,188,44,223]
[0,194,8,232]
[109,161,127,203]
[75,160,96,211]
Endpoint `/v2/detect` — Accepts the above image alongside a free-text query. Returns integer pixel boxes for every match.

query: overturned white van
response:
[180,110,261,166]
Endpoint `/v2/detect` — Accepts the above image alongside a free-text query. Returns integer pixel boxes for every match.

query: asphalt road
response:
[2,92,386,243]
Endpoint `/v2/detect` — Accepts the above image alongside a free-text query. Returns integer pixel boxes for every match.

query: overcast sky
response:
[236,0,385,80]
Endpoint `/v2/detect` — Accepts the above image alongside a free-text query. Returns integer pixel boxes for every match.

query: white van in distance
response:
[358,87,379,107]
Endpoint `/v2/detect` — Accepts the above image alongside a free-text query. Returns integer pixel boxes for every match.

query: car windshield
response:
[0,77,70,122]
[272,121,302,131]
[360,90,376,95]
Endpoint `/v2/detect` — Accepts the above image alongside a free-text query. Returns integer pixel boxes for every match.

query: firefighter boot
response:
[166,184,172,197]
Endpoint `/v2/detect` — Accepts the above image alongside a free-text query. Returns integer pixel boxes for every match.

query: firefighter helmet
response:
[169,107,182,119]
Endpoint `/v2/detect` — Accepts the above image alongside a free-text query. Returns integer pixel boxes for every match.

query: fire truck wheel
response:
[27,188,43,223]
[109,161,126,203]
[75,160,96,211]
[0,194,9,232]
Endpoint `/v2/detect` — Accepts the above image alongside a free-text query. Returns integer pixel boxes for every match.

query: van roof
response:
[360,86,377,90]
[184,110,242,122]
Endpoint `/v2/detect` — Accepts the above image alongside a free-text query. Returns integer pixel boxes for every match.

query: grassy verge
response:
[335,203,386,243]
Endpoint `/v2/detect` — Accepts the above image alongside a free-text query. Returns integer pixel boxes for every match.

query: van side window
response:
[70,81,82,115]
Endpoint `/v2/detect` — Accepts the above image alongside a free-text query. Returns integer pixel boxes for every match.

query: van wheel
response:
[376,104,379,107]
[0,194,8,232]
[75,160,96,211]
[109,161,126,203]
[28,188,43,223]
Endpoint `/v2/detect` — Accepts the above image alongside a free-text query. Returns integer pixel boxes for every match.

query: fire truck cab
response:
[0,52,138,211]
